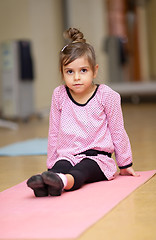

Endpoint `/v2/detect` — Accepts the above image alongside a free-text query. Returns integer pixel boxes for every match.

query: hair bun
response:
[63,28,86,43]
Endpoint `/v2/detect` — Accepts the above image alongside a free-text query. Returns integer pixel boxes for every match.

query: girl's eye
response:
[67,70,73,74]
[81,68,87,73]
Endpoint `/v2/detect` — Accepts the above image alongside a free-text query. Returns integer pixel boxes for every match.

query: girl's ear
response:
[93,64,99,78]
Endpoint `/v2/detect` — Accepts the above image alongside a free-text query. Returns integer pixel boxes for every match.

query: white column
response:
[65,0,109,84]
[29,0,64,111]
[137,1,150,81]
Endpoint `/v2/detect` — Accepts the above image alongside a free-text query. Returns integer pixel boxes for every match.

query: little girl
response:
[27,28,138,197]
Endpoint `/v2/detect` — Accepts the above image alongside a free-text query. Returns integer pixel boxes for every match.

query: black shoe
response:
[42,171,64,196]
[27,174,48,197]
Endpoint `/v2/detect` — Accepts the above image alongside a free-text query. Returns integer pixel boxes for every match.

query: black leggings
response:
[49,158,107,191]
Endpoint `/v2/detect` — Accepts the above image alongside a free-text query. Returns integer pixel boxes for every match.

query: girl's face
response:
[62,56,98,96]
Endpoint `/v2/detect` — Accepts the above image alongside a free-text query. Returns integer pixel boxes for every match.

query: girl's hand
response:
[120,167,140,177]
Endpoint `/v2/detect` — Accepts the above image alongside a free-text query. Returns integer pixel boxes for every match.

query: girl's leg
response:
[65,158,107,191]
[41,158,107,196]
[49,160,73,173]
[40,158,107,196]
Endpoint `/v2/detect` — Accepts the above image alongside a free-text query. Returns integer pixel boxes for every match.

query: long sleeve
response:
[46,88,61,169]
[104,90,133,168]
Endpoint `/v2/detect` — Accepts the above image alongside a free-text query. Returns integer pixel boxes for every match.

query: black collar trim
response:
[66,84,99,106]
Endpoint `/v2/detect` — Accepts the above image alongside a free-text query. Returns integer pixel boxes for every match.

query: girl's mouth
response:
[73,84,82,87]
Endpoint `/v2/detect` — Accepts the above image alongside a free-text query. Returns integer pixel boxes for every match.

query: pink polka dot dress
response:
[47,84,132,180]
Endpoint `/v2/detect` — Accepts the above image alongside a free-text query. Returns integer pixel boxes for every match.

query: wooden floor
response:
[0,103,156,240]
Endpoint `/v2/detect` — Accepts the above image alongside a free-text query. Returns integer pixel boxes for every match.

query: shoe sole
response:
[27,174,48,197]
[42,171,63,196]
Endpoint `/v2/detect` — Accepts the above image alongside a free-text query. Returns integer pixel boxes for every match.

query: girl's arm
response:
[47,88,61,169]
[104,89,138,176]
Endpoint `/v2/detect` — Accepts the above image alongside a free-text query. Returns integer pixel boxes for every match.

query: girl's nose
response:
[74,72,80,80]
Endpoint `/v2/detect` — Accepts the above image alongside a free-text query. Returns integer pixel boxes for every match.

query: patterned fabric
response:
[47,84,132,180]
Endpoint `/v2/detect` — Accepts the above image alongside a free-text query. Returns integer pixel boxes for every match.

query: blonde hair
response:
[59,28,96,74]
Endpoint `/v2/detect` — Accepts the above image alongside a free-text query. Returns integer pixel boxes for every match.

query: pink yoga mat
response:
[0,170,155,239]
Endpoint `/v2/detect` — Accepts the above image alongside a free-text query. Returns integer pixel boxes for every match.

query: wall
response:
[65,0,109,84]
[146,0,156,79]
[0,0,64,113]
[137,2,150,81]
